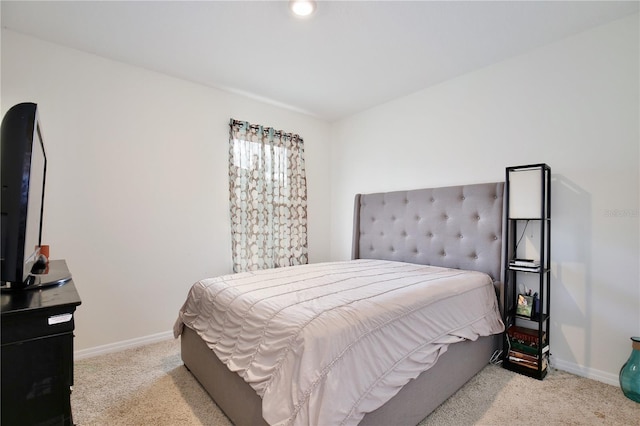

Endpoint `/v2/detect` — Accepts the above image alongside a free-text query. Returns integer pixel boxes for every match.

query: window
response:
[228,119,308,272]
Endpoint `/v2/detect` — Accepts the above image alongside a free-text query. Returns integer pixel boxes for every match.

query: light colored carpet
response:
[71,338,640,425]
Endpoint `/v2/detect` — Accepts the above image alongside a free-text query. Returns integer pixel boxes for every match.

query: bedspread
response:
[174,259,504,426]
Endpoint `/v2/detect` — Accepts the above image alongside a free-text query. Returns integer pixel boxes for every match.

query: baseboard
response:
[74,330,173,360]
[552,357,619,386]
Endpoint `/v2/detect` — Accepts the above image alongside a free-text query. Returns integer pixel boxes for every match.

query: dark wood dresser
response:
[1,260,81,425]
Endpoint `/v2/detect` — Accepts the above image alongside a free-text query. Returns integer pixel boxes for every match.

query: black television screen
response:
[23,109,46,274]
[1,102,70,290]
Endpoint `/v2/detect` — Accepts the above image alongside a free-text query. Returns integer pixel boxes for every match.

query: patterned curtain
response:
[228,119,308,272]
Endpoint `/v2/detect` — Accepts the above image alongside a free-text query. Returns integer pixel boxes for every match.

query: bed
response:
[174,182,505,426]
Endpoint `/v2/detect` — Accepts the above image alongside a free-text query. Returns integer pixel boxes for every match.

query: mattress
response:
[174,259,504,426]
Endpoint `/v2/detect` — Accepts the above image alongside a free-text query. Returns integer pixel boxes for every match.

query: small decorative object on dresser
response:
[619,336,640,403]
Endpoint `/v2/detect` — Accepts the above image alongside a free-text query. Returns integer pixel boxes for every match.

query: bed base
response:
[181,326,498,426]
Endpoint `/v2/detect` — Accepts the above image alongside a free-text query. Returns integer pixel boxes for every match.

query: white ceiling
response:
[2,1,638,121]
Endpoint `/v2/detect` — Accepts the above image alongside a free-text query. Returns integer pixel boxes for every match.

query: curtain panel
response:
[228,119,308,272]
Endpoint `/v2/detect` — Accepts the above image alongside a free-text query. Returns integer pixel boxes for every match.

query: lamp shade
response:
[508,165,547,219]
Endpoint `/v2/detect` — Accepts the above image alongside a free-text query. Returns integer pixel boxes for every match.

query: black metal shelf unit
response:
[502,163,551,380]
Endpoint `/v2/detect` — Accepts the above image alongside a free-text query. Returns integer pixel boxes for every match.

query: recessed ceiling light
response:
[290,0,316,18]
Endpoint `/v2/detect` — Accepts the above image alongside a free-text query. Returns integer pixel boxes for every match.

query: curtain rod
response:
[230,119,303,143]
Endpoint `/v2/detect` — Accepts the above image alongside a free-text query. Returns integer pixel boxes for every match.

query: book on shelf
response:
[507,325,546,345]
[509,259,541,272]
[509,259,541,267]
[509,349,539,363]
[508,349,548,371]
[509,339,549,356]
[508,349,548,369]
[509,265,541,272]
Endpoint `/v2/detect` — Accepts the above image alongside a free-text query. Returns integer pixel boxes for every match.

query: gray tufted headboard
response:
[352,182,505,283]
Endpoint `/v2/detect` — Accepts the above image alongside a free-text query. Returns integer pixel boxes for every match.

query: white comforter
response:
[174,259,504,426]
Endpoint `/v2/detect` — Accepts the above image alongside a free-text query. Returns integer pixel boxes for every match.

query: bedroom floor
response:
[71,338,639,425]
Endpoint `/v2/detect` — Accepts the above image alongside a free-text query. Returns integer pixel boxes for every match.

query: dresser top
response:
[1,260,81,316]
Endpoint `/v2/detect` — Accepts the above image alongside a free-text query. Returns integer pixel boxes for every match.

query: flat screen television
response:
[1,102,71,290]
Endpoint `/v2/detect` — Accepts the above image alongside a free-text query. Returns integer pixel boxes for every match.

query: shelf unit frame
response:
[502,163,551,380]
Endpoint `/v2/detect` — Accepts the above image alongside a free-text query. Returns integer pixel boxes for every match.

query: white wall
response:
[1,30,332,353]
[330,15,639,383]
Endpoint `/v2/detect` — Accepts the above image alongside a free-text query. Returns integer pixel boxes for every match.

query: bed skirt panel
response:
[181,326,498,426]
